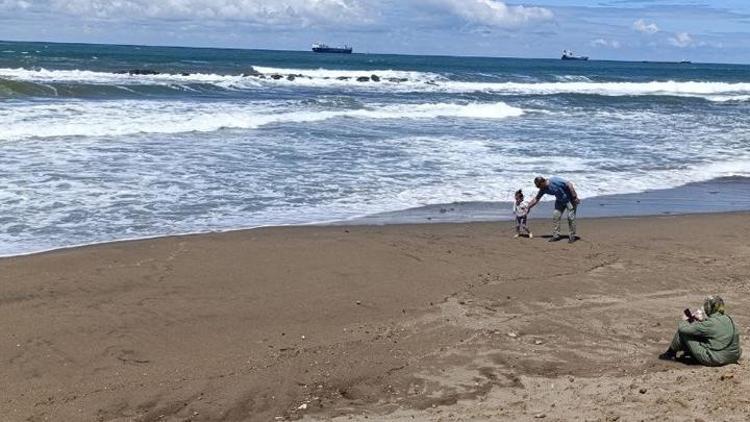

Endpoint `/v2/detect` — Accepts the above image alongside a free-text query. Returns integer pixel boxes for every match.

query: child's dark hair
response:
[515,189,524,199]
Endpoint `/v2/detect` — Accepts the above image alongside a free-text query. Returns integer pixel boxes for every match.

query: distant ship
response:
[561,49,589,61]
[312,43,352,54]
[680,59,692,64]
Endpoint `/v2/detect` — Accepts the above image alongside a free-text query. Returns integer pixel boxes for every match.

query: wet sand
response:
[1,213,749,421]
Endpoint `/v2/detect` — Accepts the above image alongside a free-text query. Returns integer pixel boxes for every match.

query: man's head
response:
[703,295,725,316]
[534,176,547,189]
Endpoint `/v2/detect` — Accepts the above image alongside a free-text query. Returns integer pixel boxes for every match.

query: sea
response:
[1,40,750,256]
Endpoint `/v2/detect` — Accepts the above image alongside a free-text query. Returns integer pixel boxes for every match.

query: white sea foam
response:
[0,100,523,141]
[1,129,748,257]
[0,67,258,89]
[3,67,750,100]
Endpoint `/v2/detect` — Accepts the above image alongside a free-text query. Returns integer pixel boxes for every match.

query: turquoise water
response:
[1,40,749,255]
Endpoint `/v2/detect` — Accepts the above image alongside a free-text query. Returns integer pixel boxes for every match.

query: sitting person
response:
[659,295,742,366]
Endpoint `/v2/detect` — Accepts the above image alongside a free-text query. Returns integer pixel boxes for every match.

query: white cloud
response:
[591,38,620,48]
[0,0,31,9]
[669,32,694,47]
[426,0,553,28]
[8,0,373,26]
[632,19,659,34]
[0,1,549,30]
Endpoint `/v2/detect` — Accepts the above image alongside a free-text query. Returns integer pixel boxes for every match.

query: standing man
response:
[527,176,580,243]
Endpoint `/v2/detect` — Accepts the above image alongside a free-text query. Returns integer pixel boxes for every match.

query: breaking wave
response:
[2,67,750,101]
[0,101,524,141]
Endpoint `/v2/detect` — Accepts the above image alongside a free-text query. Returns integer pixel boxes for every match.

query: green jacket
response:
[678,314,742,366]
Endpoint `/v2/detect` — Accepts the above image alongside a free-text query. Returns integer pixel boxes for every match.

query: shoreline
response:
[2,212,749,421]
[3,176,749,260]
[2,209,749,262]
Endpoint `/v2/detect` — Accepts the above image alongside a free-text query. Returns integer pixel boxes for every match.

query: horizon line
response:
[1,38,749,66]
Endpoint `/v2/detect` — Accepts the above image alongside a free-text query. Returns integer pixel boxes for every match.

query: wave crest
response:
[0,101,524,141]
[3,67,750,101]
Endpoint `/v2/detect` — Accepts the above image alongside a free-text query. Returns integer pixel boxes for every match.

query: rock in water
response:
[370,74,380,82]
[242,67,262,77]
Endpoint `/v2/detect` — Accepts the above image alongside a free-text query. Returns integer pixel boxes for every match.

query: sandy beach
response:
[2,213,749,421]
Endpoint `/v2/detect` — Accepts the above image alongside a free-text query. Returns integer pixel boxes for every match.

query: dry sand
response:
[1,214,749,421]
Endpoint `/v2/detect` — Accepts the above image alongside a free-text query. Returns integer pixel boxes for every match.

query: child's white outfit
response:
[513,201,531,237]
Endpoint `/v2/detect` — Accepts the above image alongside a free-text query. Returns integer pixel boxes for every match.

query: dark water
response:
[1,40,749,255]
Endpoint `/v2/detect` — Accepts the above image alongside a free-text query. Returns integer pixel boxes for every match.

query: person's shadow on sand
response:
[540,234,581,241]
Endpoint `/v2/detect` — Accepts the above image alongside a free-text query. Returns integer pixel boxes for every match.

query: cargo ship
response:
[312,43,353,54]
[561,49,589,61]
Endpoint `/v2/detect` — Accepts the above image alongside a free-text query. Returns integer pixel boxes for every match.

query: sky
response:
[1,0,749,63]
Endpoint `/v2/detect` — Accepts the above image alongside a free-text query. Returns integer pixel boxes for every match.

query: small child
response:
[513,189,533,238]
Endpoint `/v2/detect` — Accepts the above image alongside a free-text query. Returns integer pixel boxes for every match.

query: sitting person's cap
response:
[703,295,725,316]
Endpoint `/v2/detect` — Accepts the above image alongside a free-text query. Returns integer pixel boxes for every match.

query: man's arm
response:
[566,181,580,205]
[527,191,544,210]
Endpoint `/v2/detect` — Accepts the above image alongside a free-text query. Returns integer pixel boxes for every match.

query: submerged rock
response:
[336,76,350,81]
[356,76,370,82]
[370,74,380,82]
[115,69,161,75]
[270,74,283,80]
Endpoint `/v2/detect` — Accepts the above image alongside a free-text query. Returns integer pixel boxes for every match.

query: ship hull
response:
[312,47,352,54]
[561,55,588,61]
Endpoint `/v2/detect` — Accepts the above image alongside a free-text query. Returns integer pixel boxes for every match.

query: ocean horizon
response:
[5,38,750,65]
[1,39,749,256]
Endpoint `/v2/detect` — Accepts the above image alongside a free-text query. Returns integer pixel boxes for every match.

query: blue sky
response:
[1,0,749,62]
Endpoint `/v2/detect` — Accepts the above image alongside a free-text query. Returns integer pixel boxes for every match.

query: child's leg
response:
[515,216,522,237]
[521,215,531,235]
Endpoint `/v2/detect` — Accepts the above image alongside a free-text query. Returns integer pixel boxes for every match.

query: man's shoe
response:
[548,236,562,242]
[568,236,577,244]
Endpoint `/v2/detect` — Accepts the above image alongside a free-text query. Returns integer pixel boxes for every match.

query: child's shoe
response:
[514,234,519,238]
[528,232,533,239]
